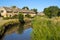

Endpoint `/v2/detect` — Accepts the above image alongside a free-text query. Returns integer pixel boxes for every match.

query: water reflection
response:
[3,28,32,40]
[18,23,24,34]
[2,22,32,40]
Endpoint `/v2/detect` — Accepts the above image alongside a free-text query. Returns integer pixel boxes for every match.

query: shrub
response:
[25,14,31,18]
[3,15,18,20]
[11,15,18,19]
[3,17,10,20]
[18,13,25,23]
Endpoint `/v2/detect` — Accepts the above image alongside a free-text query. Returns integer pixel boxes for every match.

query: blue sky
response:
[0,0,60,12]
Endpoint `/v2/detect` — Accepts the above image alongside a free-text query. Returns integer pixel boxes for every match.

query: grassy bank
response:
[0,19,19,35]
[32,16,60,40]
[0,17,32,35]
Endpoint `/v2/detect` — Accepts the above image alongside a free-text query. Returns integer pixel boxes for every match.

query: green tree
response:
[22,6,29,10]
[57,9,60,17]
[43,6,59,18]
[31,8,38,14]
[18,13,25,23]
[11,6,16,8]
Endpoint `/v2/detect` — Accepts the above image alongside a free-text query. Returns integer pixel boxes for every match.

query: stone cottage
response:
[0,7,36,17]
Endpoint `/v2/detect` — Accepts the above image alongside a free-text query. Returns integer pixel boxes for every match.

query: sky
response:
[0,0,60,12]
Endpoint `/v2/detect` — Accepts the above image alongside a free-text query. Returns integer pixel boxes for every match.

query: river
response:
[2,23,32,40]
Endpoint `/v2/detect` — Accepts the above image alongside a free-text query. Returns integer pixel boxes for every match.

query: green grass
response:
[0,19,19,35]
[31,16,60,40]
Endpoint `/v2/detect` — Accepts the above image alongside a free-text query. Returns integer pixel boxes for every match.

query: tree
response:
[11,6,16,8]
[18,13,25,23]
[31,8,38,14]
[22,6,29,10]
[43,6,59,18]
[57,9,60,17]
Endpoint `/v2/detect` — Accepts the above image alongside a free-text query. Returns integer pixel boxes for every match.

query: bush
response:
[11,15,18,19]
[32,16,60,40]
[25,14,31,18]
[3,15,18,20]
[3,17,10,20]
[18,13,25,23]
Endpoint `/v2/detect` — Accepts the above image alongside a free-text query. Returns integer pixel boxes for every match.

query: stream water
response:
[2,23,32,40]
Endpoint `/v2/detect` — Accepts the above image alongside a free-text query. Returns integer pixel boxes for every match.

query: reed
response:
[32,16,60,40]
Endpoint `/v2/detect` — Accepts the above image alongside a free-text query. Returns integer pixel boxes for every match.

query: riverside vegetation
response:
[0,12,33,40]
[0,13,25,39]
[0,6,60,40]
[32,16,60,40]
[0,19,19,39]
[31,6,60,40]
